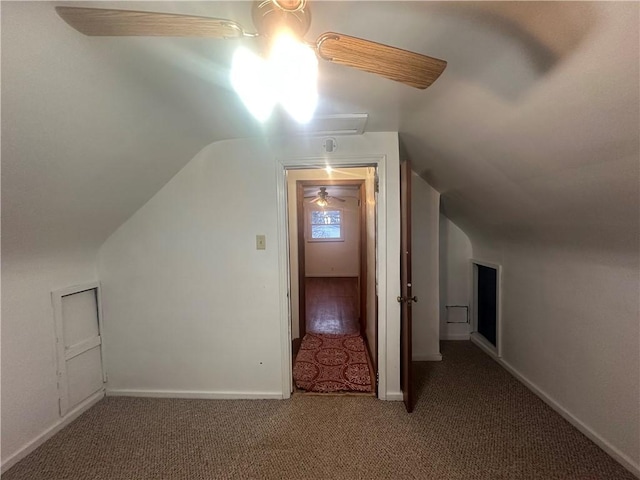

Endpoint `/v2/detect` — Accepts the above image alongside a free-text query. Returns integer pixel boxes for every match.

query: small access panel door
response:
[53,283,106,416]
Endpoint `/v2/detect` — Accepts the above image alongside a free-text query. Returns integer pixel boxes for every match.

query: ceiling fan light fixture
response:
[230,47,276,122]
[231,30,317,124]
[270,32,318,123]
[272,0,307,13]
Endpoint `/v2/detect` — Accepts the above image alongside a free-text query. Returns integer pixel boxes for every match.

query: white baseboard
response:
[304,274,358,278]
[385,391,403,401]
[106,389,284,400]
[470,332,500,358]
[413,353,442,361]
[1,389,105,474]
[472,347,640,478]
[440,333,470,340]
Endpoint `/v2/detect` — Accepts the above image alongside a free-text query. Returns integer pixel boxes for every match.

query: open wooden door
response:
[399,157,415,413]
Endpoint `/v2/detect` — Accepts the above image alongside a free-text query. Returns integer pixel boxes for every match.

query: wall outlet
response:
[256,235,266,250]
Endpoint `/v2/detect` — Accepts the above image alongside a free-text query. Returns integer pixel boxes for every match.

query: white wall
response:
[470,239,639,473]
[100,132,402,400]
[305,196,360,277]
[439,215,473,340]
[411,173,441,361]
[98,139,284,397]
[1,249,99,468]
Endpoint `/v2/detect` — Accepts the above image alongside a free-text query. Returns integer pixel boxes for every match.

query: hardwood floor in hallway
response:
[293,277,374,394]
[305,277,359,335]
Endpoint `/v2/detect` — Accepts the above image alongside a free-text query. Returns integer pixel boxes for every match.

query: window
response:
[308,209,343,241]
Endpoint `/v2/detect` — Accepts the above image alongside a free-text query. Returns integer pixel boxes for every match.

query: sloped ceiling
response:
[2,1,638,259]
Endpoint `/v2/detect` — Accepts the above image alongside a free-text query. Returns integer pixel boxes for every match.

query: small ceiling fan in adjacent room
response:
[55,0,447,122]
[305,187,345,207]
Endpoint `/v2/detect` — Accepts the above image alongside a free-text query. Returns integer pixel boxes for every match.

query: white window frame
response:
[307,206,344,242]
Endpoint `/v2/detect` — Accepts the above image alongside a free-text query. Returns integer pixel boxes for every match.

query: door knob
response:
[409,296,418,303]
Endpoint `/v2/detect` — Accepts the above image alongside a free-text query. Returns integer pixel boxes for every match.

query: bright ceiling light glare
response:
[270,32,318,124]
[230,47,276,123]
[230,33,317,124]
[325,166,332,174]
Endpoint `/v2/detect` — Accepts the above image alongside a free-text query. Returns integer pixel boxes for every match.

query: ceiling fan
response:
[305,187,345,207]
[55,0,448,90]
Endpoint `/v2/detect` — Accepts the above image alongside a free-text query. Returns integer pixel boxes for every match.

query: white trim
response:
[307,206,345,242]
[497,358,640,478]
[277,154,388,400]
[470,259,503,358]
[275,158,292,398]
[304,273,359,278]
[385,391,403,401]
[95,282,108,383]
[51,281,100,298]
[0,389,104,474]
[51,288,70,415]
[413,353,443,361]
[375,156,388,400]
[440,333,471,341]
[106,389,284,400]
[470,332,499,359]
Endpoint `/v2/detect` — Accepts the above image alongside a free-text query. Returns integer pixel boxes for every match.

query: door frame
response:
[295,179,367,343]
[469,259,503,358]
[276,155,389,399]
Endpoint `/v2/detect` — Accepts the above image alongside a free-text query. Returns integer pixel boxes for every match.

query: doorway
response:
[286,168,377,394]
[470,260,502,358]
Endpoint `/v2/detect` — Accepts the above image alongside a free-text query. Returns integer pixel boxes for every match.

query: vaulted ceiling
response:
[2,1,638,259]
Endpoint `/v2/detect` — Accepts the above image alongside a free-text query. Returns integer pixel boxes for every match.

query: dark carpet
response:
[4,341,635,479]
[293,333,373,393]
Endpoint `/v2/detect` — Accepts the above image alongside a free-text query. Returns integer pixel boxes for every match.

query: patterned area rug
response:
[293,333,373,393]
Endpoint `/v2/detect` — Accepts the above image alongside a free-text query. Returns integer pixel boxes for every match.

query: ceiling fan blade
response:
[309,197,321,204]
[55,7,247,38]
[315,32,447,89]
[329,196,346,202]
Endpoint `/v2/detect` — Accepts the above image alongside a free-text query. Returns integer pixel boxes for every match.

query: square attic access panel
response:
[280,114,368,136]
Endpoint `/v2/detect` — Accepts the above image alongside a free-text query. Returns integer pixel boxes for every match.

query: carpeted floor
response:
[293,333,373,393]
[4,341,635,479]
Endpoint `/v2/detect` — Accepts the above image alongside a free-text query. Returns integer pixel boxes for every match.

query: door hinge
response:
[374,175,380,193]
[376,371,379,386]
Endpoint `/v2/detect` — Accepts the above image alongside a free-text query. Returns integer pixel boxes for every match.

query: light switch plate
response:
[256,235,266,250]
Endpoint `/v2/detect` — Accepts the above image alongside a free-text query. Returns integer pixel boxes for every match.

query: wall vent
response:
[276,113,368,136]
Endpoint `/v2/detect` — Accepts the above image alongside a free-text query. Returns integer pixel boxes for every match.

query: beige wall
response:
[439,214,472,340]
[410,173,441,361]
